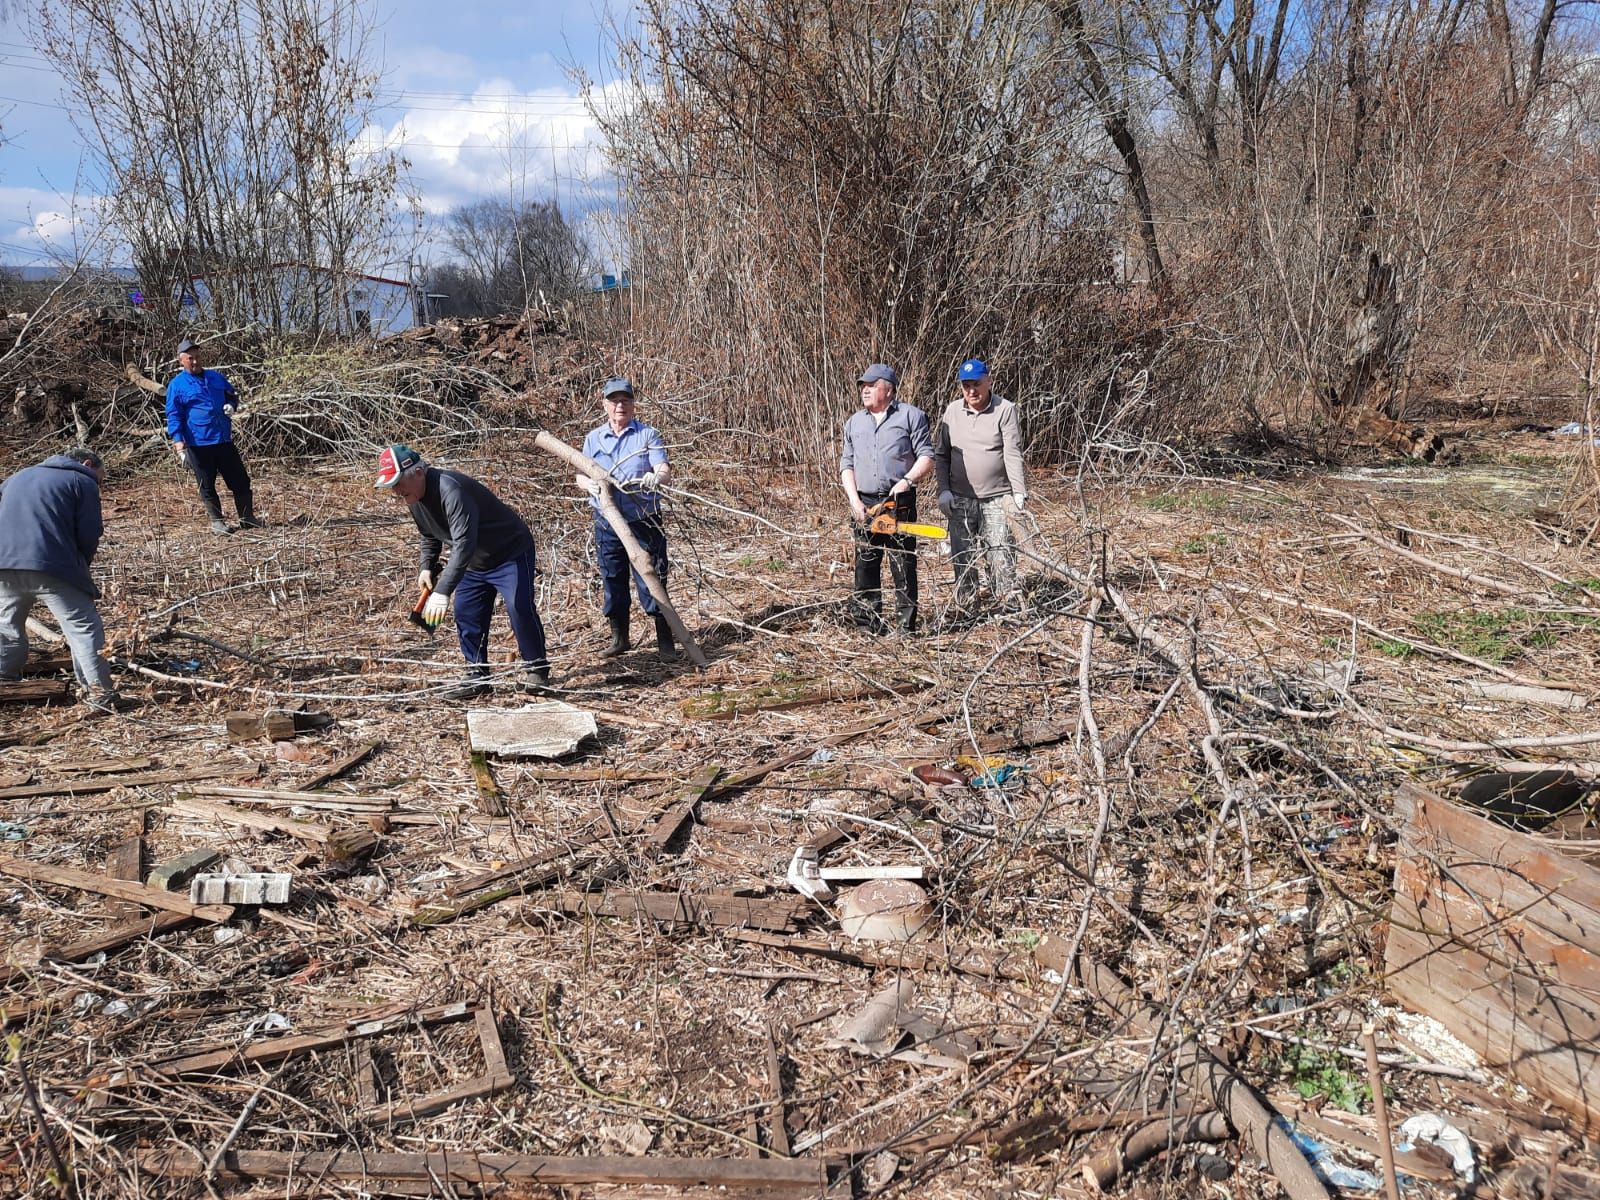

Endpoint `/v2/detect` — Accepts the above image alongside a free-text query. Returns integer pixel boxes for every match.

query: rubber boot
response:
[600,615,630,658]
[443,665,491,699]
[654,614,679,662]
[238,502,265,530]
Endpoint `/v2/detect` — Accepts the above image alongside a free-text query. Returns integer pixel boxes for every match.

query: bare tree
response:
[35,0,412,335]
[436,198,591,317]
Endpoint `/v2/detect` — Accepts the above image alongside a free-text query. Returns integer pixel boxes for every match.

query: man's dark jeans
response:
[595,514,668,618]
[187,441,253,522]
[852,490,918,632]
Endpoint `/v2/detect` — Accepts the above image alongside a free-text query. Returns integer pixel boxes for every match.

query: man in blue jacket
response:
[0,448,124,711]
[167,338,261,534]
[375,444,551,698]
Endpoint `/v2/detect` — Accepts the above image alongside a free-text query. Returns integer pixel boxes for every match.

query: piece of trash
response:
[968,763,1021,787]
[837,879,932,942]
[1193,1152,1233,1180]
[103,999,132,1017]
[1280,1120,1384,1190]
[861,1151,899,1188]
[167,658,202,673]
[598,1119,655,1156]
[807,747,835,765]
[213,926,243,944]
[1552,421,1600,444]
[241,1011,292,1039]
[827,979,914,1057]
[912,763,966,787]
[1398,1113,1475,1182]
[73,992,103,1013]
[0,821,28,840]
[274,740,318,763]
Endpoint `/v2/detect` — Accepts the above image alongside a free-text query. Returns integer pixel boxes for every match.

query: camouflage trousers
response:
[948,494,1016,609]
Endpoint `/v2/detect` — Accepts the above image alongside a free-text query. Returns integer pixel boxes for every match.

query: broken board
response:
[1387,781,1600,1130]
[466,701,597,758]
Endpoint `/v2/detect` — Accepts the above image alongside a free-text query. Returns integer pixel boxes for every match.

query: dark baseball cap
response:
[858,363,898,386]
[602,376,635,398]
[374,444,424,488]
[176,338,197,356]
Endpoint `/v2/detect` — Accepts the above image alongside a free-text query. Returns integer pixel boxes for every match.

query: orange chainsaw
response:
[865,495,948,540]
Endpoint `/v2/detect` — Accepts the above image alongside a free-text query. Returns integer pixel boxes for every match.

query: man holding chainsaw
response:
[576,377,677,662]
[839,363,936,633]
[934,358,1028,616]
[374,444,550,698]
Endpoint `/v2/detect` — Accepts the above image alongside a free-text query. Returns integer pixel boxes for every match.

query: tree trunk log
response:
[532,429,706,667]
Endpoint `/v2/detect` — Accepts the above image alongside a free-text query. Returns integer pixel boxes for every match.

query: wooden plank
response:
[468,751,506,817]
[167,798,333,844]
[684,676,932,720]
[525,889,809,933]
[0,911,196,988]
[644,765,722,856]
[225,709,332,741]
[55,756,155,774]
[93,1001,479,1088]
[1395,857,1600,993]
[138,1147,832,1192]
[0,763,244,801]
[0,855,233,922]
[189,786,391,812]
[703,714,889,801]
[1397,782,1600,941]
[764,1024,792,1156]
[0,679,72,704]
[723,929,1029,981]
[105,813,145,922]
[297,739,381,792]
[523,767,671,783]
[1387,914,1600,1127]
[414,853,599,926]
[361,1072,515,1129]
[475,1005,509,1080]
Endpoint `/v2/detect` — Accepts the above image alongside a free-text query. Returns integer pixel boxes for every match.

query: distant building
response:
[182,263,419,335]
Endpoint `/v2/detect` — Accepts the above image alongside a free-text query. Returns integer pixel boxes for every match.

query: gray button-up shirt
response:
[839,401,934,495]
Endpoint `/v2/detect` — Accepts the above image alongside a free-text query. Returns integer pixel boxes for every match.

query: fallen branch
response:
[1083,1111,1231,1191]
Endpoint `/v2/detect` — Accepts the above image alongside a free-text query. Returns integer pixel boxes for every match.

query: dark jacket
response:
[0,456,104,597]
[166,368,238,446]
[408,468,535,597]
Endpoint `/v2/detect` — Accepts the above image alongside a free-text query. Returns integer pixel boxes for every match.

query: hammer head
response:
[786,845,835,903]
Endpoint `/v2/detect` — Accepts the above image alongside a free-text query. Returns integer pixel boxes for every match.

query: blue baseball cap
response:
[602,376,635,398]
[958,359,990,382]
[858,363,898,386]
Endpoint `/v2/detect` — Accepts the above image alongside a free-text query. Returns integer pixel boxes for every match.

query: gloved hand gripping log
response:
[535,429,707,668]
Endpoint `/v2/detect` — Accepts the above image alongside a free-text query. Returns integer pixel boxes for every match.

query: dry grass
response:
[1,418,1598,1198]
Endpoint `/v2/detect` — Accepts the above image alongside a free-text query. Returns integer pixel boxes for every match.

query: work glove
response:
[575,473,603,498]
[418,569,435,591]
[938,490,953,515]
[634,470,661,492]
[222,402,236,416]
[173,442,188,466]
[422,590,450,628]
[1004,494,1026,515]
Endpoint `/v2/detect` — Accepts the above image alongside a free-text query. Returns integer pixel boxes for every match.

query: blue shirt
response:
[839,400,934,494]
[582,420,669,521]
[166,368,238,446]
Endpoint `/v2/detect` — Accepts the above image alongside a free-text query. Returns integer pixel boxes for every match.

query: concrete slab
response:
[466,702,598,759]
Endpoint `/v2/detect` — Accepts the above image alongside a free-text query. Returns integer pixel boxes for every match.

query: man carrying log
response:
[839,363,935,634]
[375,445,551,698]
[167,338,262,535]
[575,376,677,662]
[934,358,1028,619]
[0,447,126,712]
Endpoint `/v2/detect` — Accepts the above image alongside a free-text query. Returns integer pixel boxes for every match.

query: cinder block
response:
[188,872,292,906]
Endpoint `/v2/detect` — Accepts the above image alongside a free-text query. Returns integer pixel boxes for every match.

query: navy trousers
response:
[452,546,550,670]
[187,441,253,521]
[595,515,668,618]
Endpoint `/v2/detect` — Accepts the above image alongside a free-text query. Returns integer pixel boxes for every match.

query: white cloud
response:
[371,77,633,220]
[0,186,111,266]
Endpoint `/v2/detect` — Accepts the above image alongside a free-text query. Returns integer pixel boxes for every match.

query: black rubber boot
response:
[600,615,630,658]
[654,614,679,662]
[520,661,552,693]
[443,666,491,699]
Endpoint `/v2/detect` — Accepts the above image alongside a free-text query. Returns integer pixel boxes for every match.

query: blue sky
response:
[0,0,626,268]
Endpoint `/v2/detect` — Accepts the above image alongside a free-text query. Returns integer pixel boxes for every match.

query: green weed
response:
[1279,1042,1369,1113]
[1411,607,1599,664]
[1180,533,1228,554]
[1144,490,1228,513]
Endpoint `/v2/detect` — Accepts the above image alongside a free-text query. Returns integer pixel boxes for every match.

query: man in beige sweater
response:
[934,359,1028,616]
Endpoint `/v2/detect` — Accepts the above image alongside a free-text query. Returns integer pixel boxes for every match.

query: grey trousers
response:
[948,494,1017,608]
[0,568,114,693]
